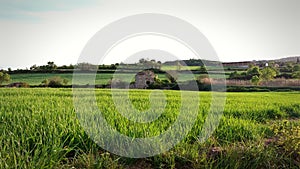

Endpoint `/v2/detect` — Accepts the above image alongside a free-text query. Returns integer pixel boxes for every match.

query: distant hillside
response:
[163,56,300,67]
[271,56,300,63]
[163,59,221,66]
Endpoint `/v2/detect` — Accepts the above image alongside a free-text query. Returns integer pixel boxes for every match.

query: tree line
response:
[229,63,300,85]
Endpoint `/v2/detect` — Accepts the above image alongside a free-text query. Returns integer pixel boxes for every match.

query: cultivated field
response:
[6,73,228,86]
[0,89,299,168]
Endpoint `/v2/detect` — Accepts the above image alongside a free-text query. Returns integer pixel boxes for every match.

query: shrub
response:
[251,75,261,86]
[292,71,300,79]
[7,82,30,88]
[41,76,68,87]
[0,72,10,85]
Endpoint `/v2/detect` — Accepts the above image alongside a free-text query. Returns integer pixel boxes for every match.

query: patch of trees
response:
[229,65,279,85]
[163,59,220,67]
[291,64,300,79]
[149,72,212,91]
[292,71,300,79]
[9,62,121,74]
[98,63,119,70]
[30,62,118,71]
[30,61,58,70]
[147,71,178,89]
[57,64,75,69]
[136,58,162,69]
[279,63,300,79]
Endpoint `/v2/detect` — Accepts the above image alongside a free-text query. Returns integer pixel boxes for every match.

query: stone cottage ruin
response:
[134,70,156,89]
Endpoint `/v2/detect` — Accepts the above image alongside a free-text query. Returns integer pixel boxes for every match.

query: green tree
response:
[30,64,38,70]
[261,67,277,81]
[0,72,10,85]
[251,75,261,86]
[293,64,300,72]
[283,63,293,72]
[229,71,240,79]
[292,71,300,79]
[199,65,207,73]
[246,66,261,77]
[47,61,57,70]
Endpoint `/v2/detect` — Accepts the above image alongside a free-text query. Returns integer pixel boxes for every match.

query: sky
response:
[0,0,299,70]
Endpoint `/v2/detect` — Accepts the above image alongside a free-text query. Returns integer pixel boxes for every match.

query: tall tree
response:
[261,67,277,81]
[246,66,261,77]
[47,61,57,70]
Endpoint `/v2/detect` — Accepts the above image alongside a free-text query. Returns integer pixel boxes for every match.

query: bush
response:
[41,76,68,87]
[229,71,250,80]
[292,71,300,79]
[251,75,261,86]
[0,72,10,85]
[147,81,164,89]
[7,82,30,88]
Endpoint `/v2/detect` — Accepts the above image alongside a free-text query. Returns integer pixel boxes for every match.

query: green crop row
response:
[0,89,299,168]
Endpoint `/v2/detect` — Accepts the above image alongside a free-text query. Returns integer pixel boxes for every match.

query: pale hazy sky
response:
[0,0,299,69]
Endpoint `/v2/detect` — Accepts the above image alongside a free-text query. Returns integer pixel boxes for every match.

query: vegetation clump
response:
[41,76,69,87]
[7,82,30,88]
[271,120,300,165]
[0,71,10,85]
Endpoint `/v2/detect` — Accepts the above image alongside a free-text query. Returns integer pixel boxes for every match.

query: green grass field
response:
[6,73,124,85]
[0,88,299,168]
[6,73,228,86]
[161,66,200,71]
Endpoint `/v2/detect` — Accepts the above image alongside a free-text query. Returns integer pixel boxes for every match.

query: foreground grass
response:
[0,89,299,168]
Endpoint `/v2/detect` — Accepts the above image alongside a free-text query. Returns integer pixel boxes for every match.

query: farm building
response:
[134,70,156,89]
